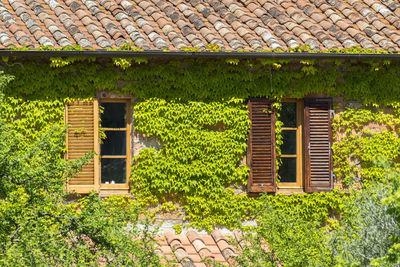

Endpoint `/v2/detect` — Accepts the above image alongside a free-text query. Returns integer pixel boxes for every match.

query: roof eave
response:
[0,49,399,60]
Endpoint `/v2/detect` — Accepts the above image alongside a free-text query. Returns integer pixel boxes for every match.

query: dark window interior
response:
[101,131,126,155]
[101,158,126,184]
[280,102,296,127]
[279,102,297,183]
[100,102,127,184]
[279,158,297,183]
[281,130,296,155]
[101,102,126,128]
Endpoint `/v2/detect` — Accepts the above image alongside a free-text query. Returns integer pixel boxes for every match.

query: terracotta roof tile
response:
[0,0,399,51]
[336,19,351,30]
[392,34,400,43]
[158,230,241,266]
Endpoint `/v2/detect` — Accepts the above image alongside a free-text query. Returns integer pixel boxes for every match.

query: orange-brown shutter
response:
[304,98,333,193]
[65,100,99,194]
[247,99,276,193]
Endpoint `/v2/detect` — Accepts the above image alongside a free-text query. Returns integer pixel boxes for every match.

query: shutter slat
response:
[304,98,333,193]
[248,99,276,193]
[66,100,99,193]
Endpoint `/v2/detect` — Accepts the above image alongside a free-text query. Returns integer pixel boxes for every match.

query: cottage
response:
[1,0,400,199]
[4,1,400,265]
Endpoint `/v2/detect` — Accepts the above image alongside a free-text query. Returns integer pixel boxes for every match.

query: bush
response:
[370,168,400,266]
[0,192,161,266]
[239,163,400,267]
[330,183,399,266]
[0,111,161,266]
[236,194,336,267]
[258,203,333,266]
[233,232,276,267]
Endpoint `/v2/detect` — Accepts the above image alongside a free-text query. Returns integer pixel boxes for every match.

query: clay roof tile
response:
[0,0,398,51]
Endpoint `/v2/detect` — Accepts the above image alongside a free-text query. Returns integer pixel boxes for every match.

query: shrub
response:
[233,232,276,267]
[330,183,399,266]
[237,194,336,267]
[371,168,400,266]
[0,111,161,266]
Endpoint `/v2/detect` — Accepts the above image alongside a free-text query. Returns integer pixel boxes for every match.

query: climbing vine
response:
[131,98,253,230]
[333,106,400,187]
[1,46,400,230]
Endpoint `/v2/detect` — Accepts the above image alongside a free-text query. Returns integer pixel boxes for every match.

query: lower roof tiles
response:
[158,230,239,266]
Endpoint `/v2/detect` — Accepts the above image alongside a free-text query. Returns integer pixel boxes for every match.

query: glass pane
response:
[280,102,297,127]
[101,158,126,184]
[101,102,126,128]
[281,130,296,155]
[279,157,297,183]
[101,131,126,155]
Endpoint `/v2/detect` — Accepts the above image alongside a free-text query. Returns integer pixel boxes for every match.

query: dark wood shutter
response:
[65,100,99,194]
[248,99,276,193]
[304,98,333,192]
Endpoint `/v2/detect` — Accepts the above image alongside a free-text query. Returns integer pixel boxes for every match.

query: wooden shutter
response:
[304,98,333,192]
[247,99,276,193]
[65,100,99,194]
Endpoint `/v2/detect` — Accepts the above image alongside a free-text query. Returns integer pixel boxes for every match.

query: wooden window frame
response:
[278,99,304,190]
[99,99,131,191]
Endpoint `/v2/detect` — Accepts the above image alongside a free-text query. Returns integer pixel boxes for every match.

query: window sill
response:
[99,191,134,198]
[100,183,129,189]
[100,187,130,196]
[276,186,305,194]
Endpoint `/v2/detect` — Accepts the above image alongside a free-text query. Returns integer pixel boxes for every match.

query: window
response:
[248,98,333,193]
[278,100,303,189]
[100,100,131,190]
[66,98,131,194]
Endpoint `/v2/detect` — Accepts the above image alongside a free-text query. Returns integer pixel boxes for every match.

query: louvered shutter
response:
[304,98,333,192]
[247,99,276,193]
[65,100,99,193]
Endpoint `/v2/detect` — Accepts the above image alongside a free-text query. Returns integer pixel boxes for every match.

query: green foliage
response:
[0,70,13,91]
[371,168,400,266]
[252,194,338,266]
[333,107,400,186]
[3,47,400,231]
[238,181,399,267]
[273,102,283,176]
[1,190,161,266]
[0,122,92,198]
[259,214,331,266]
[4,48,400,104]
[259,190,346,224]
[0,96,65,140]
[232,191,348,266]
[131,98,254,231]
[330,182,399,266]
[0,101,161,265]
[233,233,276,266]
[49,56,96,68]
[172,224,182,234]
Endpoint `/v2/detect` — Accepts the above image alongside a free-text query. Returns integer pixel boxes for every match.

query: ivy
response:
[0,96,65,140]
[333,107,400,187]
[2,47,400,230]
[131,98,253,231]
[259,190,347,225]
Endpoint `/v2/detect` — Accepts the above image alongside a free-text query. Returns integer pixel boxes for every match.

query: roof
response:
[1,0,400,52]
[156,230,243,266]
